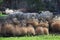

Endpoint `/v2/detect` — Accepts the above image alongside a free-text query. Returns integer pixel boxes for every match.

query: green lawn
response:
[0,12,7,16]
[0,34,60,40]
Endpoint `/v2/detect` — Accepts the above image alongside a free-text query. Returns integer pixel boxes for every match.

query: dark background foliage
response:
[0,0,60,13]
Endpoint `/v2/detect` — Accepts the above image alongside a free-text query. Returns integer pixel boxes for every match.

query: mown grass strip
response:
[0,35,60,40]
